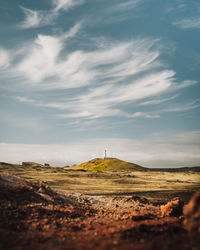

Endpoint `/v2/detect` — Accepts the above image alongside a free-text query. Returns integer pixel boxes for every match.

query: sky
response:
[0,0,200,167]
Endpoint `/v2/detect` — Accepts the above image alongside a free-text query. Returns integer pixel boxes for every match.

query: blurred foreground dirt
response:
[0,173,199,250]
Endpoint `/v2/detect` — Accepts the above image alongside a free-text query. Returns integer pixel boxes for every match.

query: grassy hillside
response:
[71,158,147,171]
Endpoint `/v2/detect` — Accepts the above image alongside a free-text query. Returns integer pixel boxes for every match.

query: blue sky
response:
[0,0,200,167]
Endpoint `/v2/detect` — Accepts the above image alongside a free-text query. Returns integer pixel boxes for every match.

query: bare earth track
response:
[0,173,200,250]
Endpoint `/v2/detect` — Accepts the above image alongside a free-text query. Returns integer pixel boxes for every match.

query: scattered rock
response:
[183,192,200,233]
[160,197,184,217]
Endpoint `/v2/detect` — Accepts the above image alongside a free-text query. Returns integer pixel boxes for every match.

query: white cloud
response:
[117,0,142,10]
[103,0,143,23]
[14,37,163,88]
[16,94,200,124]
[19,7,41,29]
[138,95,178,106]
[158,99,200,113]
[53,0,85,12]
[16,22,82,83]
[15,68,176,120]
[172,80,197,90]
[18,6,58,29]
[17,34,63,82]
[12,33,198,121]
[61,21,83,39]
[2,23,198,123]
[0,48,10,68]
[0,132,200,168]
[173,17,200,29]
[18,0,84,29]
[16,97,37,104]
[132,112,160,119]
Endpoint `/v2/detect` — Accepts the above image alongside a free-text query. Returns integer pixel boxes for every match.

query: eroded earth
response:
[0,173,199,250]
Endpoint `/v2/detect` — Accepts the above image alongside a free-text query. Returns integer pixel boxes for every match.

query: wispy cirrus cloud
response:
[1,16,198,126]
[52,0,85,12]
[4,23,195,123]
[173,17,200,29]
[16,22,82,83]
[157,99,200,113]
[164,1,200,30]
[18,0,84,29]
[116,0,142,10]
[18,6,58,29]
[19,7,43,29]
[14,37,170,92]
[16,89,199,124]
[138,95,178,106]
[0,48,10,68]
[132,112,160,119]
[15,68,177,120]
[103,0,142,23]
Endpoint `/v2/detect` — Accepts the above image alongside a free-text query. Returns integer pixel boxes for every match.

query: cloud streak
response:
[173,17,200,29]
[157,99,200,113]
[138,95,178,106]
[18,0,84,29]
[115,0,142,10]
[0,48,10,68]
[12,36,163,87]
[7,27,196,123]
[1,14,198,128]
[53,0,85,12]
[16,22,82,83]
[18,6,58,29]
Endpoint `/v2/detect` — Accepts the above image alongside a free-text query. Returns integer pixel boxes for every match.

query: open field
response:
[0,161,199,202]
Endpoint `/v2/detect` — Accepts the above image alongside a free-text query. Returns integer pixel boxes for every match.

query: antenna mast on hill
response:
[104,149,107,159]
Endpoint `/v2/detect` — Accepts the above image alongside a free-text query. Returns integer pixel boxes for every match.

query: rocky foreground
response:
[0,173,199,250]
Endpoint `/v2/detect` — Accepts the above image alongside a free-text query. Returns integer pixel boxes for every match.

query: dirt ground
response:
[0,173,199,250]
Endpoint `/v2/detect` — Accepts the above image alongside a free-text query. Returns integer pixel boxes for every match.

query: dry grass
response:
[0,162,199,201]
[71,158,145,171]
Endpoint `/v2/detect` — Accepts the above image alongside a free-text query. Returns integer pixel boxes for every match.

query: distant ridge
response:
[71,158,147,172]
[150,166,200,172]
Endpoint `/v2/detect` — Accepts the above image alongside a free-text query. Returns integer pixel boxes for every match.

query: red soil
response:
[0,173,199,250]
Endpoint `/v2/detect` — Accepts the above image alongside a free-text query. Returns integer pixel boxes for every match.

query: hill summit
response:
[71,158,147,171]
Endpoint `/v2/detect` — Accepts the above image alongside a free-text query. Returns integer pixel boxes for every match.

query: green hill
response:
[71,158,147,172]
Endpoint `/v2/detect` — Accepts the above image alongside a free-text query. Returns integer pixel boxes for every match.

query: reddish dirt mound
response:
[160,197,184,217]
[183,191,200,233]
[0,174,199,250]
[0,173,73,205]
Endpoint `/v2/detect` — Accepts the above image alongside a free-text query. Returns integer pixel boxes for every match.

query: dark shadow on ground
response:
[87,189,200,202]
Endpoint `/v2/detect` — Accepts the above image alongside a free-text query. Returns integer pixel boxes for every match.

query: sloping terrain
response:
[71,158,147,171]
[0,173,200,250]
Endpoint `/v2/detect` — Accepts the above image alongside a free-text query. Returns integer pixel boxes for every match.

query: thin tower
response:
[104,149,107,159]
